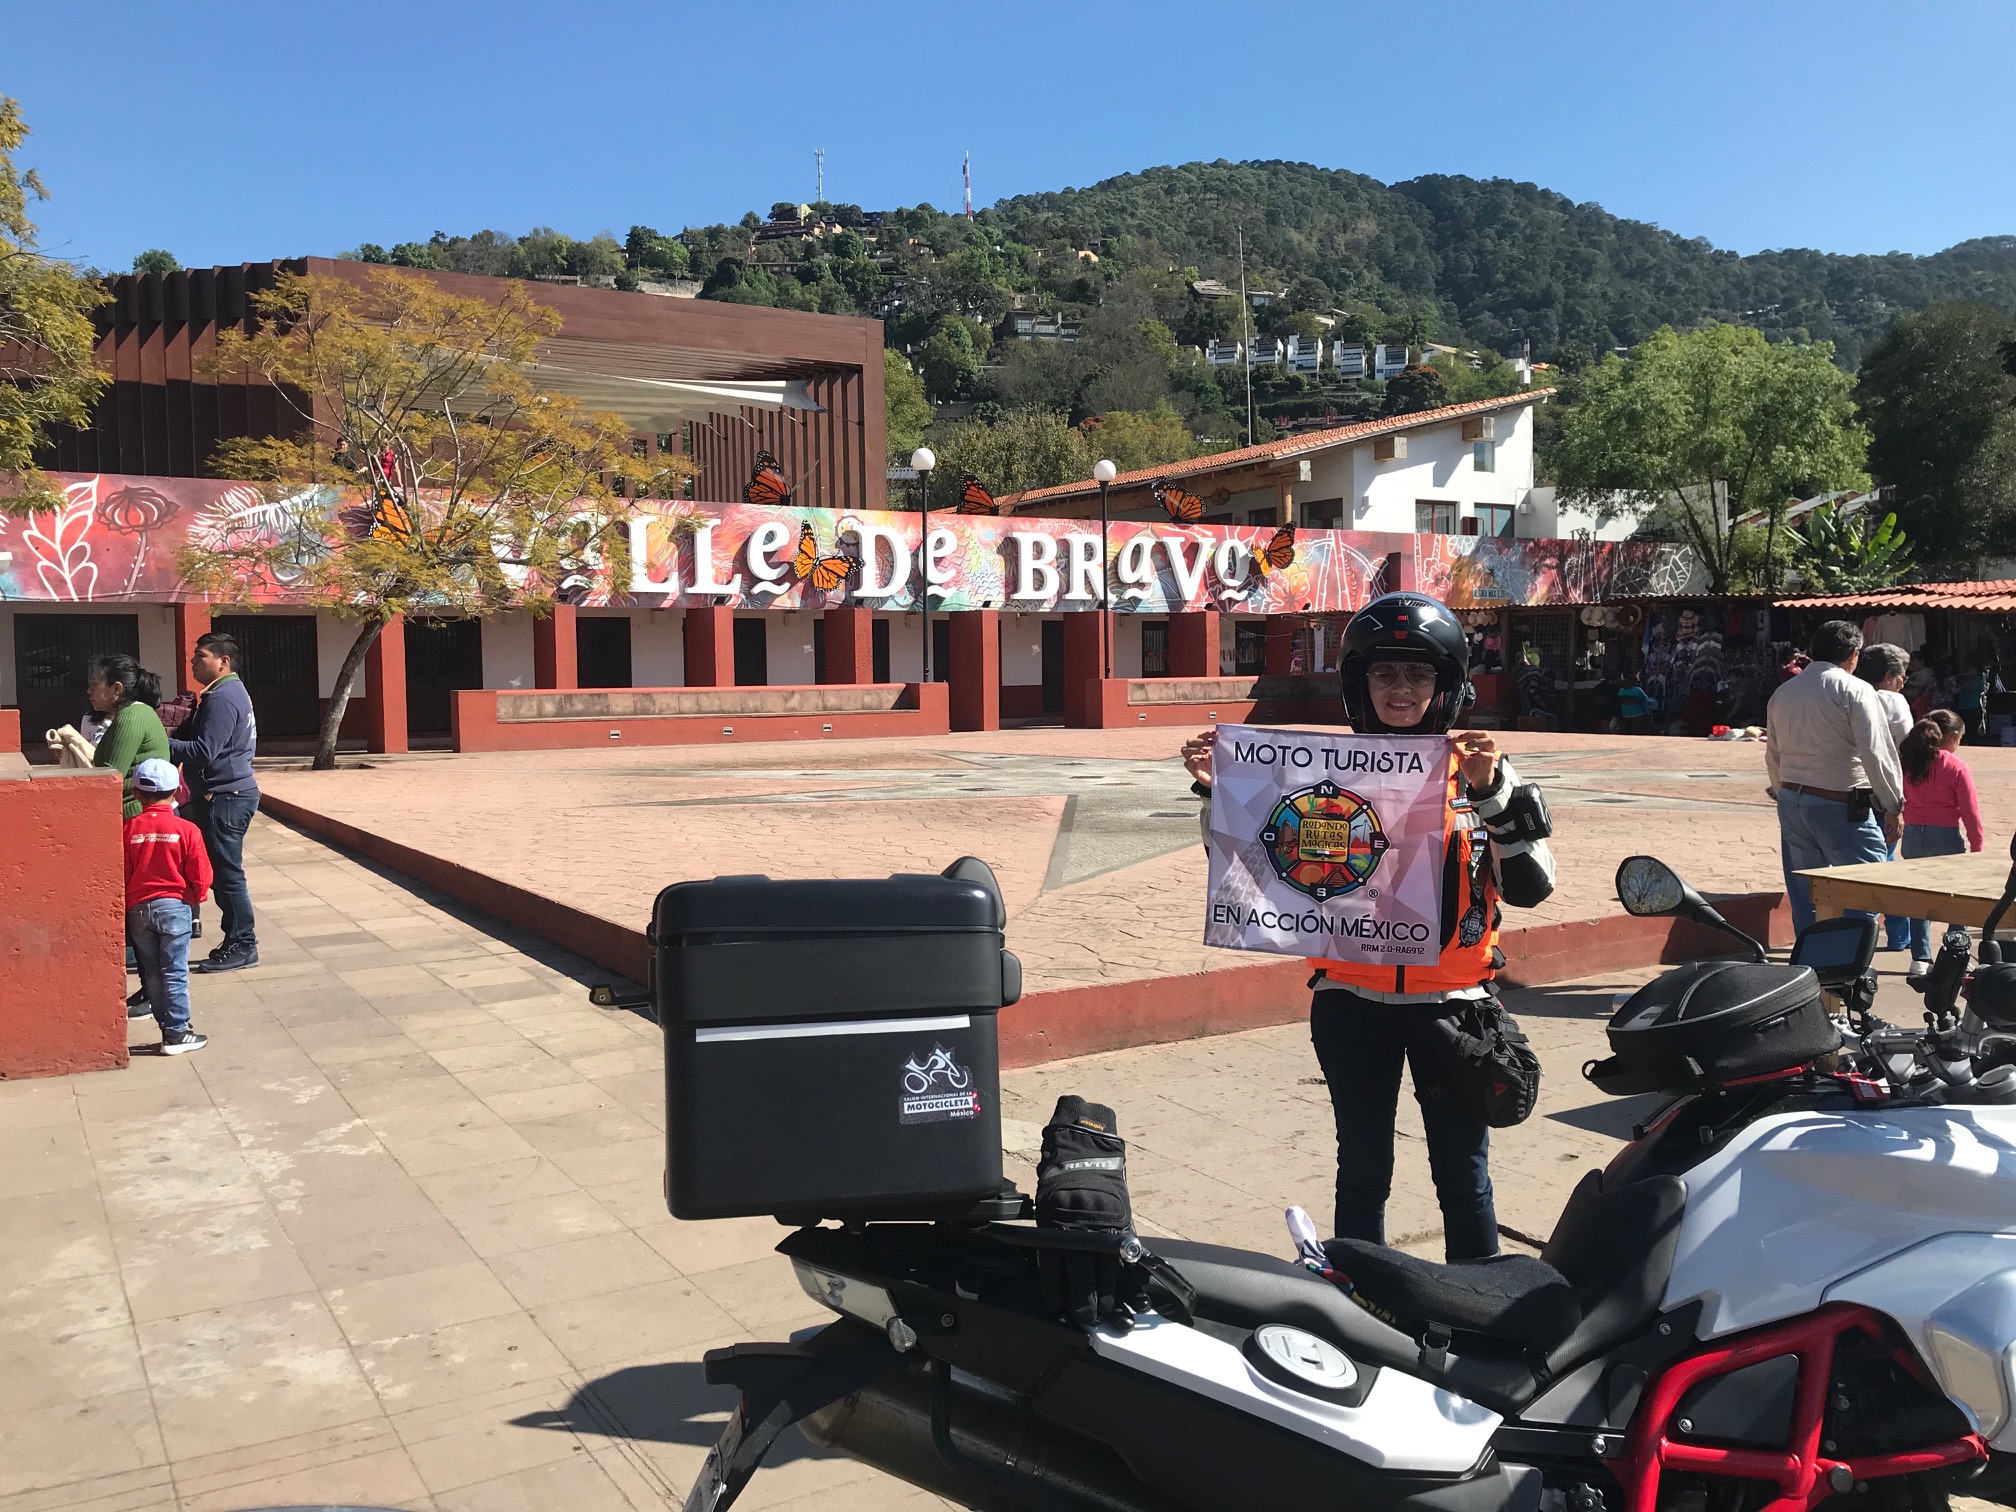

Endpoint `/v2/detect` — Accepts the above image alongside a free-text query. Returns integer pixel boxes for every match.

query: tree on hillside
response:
[183,269,688,769]
[1855,302,2016,567]
[1080,406,1203,472]
[0,96,106,515]
[132,249,180,274]
[1382,363,1447,416]
[883,349,931,463]
[1550,325,1868,593]
[918,316,986,402]
[925,410,1095,509]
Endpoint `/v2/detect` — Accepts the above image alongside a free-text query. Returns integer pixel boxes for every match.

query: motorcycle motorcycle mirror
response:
[1615,856,1767,963]
[1616,856,1690,917]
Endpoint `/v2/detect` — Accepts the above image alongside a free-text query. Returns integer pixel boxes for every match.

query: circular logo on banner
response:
[1260,779,1390,901]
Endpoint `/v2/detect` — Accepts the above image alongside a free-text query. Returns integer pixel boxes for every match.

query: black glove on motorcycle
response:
[1034,1095,1132,1327]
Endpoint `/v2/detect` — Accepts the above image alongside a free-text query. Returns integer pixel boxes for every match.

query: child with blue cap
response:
[124,758,213,1054]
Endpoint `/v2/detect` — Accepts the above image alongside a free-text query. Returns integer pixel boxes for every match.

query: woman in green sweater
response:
[88,653,170,819]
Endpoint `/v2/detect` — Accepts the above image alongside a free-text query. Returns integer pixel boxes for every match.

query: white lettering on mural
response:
[1214,538,1252,588]
[688,525,743,597]
[854,521,913,598]
[743,520,794,598]
[1009,532,1059,599]
[627,518,679,593]
[925,526,958,588]
[1114,535,1156,601]
[1063,532,1103,602]
[1163,534,1211,602]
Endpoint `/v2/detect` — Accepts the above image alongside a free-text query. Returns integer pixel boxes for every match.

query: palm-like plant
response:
[1791,502,1915,592]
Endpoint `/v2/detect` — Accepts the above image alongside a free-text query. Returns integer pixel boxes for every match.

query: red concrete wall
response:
[1,708,20,757]
[1089,680,1341,730]
[365,616,407,755]
[0,765,128,1078]
[1001,685,1050,720]
[450,682,951,751]
[949,611,1000,732]
[533,605,578,691]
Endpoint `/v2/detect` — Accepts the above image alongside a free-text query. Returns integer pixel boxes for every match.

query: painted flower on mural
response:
[96,484,183,598]
[20,477,100,600]
[185,484,335,590]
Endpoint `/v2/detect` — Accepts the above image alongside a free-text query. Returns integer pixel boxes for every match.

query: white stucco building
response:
[1020,390,1554,539]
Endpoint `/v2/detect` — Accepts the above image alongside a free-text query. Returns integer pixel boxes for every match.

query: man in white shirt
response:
[1857,643,1914,949]
[1765,621,1905,935]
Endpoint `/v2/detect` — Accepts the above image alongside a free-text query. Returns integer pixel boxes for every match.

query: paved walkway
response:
[0,779,2001,1512]
[259,729,2016,998]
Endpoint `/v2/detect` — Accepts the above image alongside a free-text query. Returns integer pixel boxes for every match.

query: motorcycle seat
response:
[1322,1239,1582,1350]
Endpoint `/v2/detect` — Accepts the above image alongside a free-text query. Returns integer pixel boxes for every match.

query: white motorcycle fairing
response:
[1826,1232,2016,1451]
[1090,1313,1500,1475]
[1660,1105,2016,1337]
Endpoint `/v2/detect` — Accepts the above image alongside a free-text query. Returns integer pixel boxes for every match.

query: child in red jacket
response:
[124,759,213,1054]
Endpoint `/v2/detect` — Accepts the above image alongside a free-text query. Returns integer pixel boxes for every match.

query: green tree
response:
[389,241,441,269]
[1855,302,2016,567]
[131,249,181,274]
[1381,363,1447,416]
[565,234,625,280]
[918,317,984,402]
[926,410,1095,507]
[1550,325,1869,592]
[883,349,931,463]
[0,96,107,515]
[1791,502,1915,591]
[1081,405,1201,472]
[184,269,689,769]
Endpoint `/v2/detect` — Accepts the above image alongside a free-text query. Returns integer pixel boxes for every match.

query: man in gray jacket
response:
[1765,620,1904,935]
[170,632,261,972]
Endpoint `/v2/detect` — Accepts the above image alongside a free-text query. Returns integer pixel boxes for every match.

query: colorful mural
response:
[0,474,1700,612]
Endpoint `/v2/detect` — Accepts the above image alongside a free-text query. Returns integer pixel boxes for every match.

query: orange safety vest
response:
[1307,749,1502,995]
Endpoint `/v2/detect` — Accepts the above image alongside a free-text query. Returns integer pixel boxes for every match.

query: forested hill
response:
[992,161,2016,366]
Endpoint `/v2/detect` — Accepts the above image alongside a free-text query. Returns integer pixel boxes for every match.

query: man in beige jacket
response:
[1765,620,1905,934]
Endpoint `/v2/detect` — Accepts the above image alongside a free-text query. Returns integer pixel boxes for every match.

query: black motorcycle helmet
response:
[1338,592,1474,734]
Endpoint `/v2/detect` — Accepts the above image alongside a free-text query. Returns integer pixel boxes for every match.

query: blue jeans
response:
[191,791,259,949]
[1882,840,1912,950]
[1309,989,1497,1261]
[128,900,192,1035]
[1777,788,1889,936]
[1902,823,1969,960]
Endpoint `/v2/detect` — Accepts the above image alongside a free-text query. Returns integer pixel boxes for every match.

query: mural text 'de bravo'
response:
[0,474,1700,612]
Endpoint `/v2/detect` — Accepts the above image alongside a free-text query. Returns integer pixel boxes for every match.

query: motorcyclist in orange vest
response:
[1183,592,1556,1260]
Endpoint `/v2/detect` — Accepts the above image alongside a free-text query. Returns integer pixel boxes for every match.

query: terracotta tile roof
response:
[1776,580,2016,612]
[1015,390,1556,506]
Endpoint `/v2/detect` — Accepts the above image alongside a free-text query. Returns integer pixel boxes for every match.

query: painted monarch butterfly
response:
[1252,524,1297,576]
[1151,477,1205,524]
[957,475,1006,515]
[369,485,417,546]
[744,450,792,508]
[790,522,862,593]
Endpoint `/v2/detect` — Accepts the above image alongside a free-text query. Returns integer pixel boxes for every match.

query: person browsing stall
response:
[1182,592,1557,1261]
[1764,621,1904,936]
[1896,710,1986,979]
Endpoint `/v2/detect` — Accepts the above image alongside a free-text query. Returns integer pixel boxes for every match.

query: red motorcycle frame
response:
[1617,1302,1986,1512]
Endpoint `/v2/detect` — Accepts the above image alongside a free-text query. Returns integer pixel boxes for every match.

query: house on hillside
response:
[1373,343,1410,380]
[1285,335,1323,373]
[1205,339,1243,367]
[1016,390,1554,538]
[1332,343,1368,377]
[1248,335,1286,366]
[996,311,1081,342]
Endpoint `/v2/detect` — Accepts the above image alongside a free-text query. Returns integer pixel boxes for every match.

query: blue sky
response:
[8,0,2011,272]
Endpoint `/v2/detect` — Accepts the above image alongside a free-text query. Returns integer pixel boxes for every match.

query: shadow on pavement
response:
[1506,984,1630,1021]
[1546,1092,1668,1140]
[510,1360,841,1464]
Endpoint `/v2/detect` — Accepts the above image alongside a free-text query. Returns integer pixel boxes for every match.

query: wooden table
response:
[1800,853,2014,928]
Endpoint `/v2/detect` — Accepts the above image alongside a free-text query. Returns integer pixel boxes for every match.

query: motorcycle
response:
[674,840,2016,1512]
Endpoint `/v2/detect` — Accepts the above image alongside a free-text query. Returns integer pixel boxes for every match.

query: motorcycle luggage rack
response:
[1616,1301,1984,1512]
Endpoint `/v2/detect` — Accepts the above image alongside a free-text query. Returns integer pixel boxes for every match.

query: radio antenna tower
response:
[963,152,973,219]
[814,148,824,202]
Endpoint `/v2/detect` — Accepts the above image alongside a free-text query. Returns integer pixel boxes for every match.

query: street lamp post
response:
[1093,458,1117,678]
[911,446,937,683]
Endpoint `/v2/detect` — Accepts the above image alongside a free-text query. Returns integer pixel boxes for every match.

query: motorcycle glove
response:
[1034,1095,1133,1327]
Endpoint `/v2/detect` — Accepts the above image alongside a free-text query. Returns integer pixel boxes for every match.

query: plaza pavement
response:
[4,732,2012,1512]
[254,727,2016,998]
